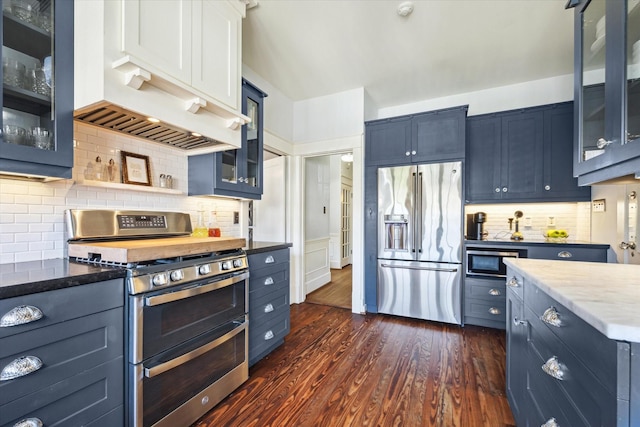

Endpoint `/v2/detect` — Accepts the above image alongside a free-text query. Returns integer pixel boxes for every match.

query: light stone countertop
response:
[504,258,640,343]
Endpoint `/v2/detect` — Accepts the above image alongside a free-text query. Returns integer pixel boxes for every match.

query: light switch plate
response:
[592,199,606,212]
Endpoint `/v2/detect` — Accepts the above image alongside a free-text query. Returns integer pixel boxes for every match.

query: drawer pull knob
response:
[1,356,43,381]
[264,277,274,285]
[541,417,559,427]
[264,303,274,313]
[1,305,43,328]
[541,356,565,381]
[264,330,274,340]
[488,307,501,315]
[541,307,562,327]
[488,288,501,296]
[506,277,520,288]
[557,251,572,258]
[265,255,275,264]
[13,418,43,427]
[513,316,526,326]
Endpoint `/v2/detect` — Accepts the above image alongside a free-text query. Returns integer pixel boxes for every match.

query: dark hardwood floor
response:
[194,303,515,427]
[305,265,352,309]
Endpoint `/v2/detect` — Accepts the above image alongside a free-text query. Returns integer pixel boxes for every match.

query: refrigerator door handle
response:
[417,171,423,254]
[412,171,417,253]
[380,263,458,273]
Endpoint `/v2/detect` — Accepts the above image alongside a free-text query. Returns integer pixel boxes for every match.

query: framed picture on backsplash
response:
[121,151,152,186]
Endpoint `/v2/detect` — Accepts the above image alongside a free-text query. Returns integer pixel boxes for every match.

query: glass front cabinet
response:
[188,79,267,199]
[574,0,640,184]
[0,0,73,179]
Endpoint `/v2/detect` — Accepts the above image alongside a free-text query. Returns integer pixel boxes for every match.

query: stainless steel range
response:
[65,209,249,427]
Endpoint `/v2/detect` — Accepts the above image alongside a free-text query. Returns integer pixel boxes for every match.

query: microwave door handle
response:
[145,272,249,306]
[144,321,246,378]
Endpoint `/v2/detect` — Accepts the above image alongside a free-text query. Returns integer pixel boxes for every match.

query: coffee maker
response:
[466,212,486,240]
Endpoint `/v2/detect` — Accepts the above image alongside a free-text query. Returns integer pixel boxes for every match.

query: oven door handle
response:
[145,272,249,307]
[144,321,246,378]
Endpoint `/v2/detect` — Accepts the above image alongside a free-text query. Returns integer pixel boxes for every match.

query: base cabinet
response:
[247,248,290,366]
[463,276,506,329]
[0,280,124,427]
[505,266,633,427]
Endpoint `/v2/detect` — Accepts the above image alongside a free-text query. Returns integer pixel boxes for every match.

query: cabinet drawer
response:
[464,297,506,323]
[527,309,617,426]
[525,284,618,395]
[249,310,290,358]
[250,286,289,325]
[248,249,290,272]
[464,277,506,302]
[527,246,607,262]
[0,308,123,406]
[0,279,124,339]
[249,264,289,297]
[0,357,123,427]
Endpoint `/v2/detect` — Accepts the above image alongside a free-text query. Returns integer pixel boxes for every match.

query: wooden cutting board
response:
[68,236,247,263]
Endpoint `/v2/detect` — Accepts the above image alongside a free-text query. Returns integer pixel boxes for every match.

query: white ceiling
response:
[242,0,575,110]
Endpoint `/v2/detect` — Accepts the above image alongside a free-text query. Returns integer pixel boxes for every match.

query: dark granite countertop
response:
[0,259,127,299]
[244,241,292,255]
[464,238,610,249]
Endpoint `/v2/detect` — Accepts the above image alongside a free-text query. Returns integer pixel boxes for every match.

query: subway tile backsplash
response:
[0,122,242,264]
[465,202,591,242]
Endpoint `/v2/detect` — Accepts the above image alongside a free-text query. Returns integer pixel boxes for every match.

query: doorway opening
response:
[303,153,354,310]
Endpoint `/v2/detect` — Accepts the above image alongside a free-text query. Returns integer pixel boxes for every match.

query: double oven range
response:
[65,210,249,427]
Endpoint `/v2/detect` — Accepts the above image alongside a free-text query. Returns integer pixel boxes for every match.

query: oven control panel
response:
[118,214,167,229]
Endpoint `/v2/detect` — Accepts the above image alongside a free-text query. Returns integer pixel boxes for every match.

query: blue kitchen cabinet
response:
[189,79,267,199]
[572,0,640,185]
[0,0,74,179]
[505,274,526,427]
[363,165,378,313]
[466,102,591,203]
[365,105,468,166]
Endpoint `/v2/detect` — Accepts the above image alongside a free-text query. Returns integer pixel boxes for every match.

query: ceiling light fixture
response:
[147,117,160,123]
[397,1,414,17]
[341,153,354,163]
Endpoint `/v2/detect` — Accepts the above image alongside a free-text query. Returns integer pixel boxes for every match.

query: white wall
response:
[374,74,574,120]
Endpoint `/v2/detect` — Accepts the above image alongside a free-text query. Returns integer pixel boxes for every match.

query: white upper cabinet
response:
[121,0,241,110]
[122,0,193,87]
[192,0,241,110]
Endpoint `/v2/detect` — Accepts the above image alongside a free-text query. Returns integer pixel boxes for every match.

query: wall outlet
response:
[524,216,532,227]
[592,199,606,213]
[547,216,556,227]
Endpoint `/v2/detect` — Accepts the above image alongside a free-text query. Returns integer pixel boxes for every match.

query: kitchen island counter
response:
[504,258,640,342]
[0,258,126,299]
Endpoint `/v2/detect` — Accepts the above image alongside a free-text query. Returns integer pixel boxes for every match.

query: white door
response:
[192,0,241,110]
[253,156,286,242]
[341,184,352,267]
[122,0,192,84]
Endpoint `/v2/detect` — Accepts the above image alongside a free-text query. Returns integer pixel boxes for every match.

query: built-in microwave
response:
[466,248,527,278]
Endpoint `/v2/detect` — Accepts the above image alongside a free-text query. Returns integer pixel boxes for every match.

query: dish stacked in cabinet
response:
[0,280,124,426]
[248,248,291,366]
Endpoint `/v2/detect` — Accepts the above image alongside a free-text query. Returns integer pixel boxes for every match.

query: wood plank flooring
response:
[193,303,515,427]
[305,265,352,309]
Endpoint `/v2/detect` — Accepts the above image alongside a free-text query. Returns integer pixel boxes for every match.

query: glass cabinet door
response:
[627,0,640,146]
[245,96,259,190]
[1,0,73,178]
[580,0,607,162]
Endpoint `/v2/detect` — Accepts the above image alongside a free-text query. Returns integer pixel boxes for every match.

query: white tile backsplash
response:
[465,202,592,242]
[0,122,243,264]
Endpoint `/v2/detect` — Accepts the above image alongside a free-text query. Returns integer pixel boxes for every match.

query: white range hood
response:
[74,0,249,155]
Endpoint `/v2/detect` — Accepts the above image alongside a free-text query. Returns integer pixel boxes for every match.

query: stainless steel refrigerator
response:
[377,161,463,324]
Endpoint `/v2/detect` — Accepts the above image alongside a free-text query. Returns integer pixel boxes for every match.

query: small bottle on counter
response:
[192,210,208,237]
[208,211,221,237]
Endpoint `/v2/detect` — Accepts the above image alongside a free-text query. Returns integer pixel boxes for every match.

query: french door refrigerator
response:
[377,161,463,324]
